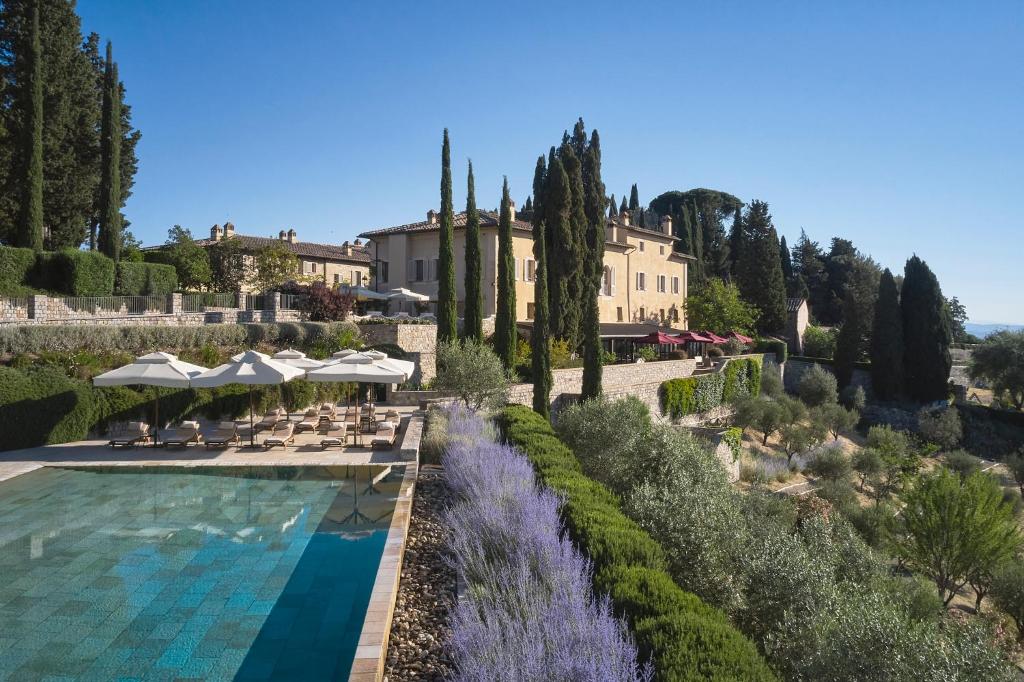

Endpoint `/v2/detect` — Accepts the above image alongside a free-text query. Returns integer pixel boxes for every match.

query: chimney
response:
[660,215,673,236]
[287,228,297,244]
[224,222,235,238]
[279,230,287,240]
[342,240,352,256]
[427,209,437,225]
[210,224,223,241]
[620,211,630,227]
[509,200,516,223]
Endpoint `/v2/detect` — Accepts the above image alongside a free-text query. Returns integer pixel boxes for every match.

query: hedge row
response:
[114,262,178,295]
[0,246,38,294]
[0,321,359,355]
[755,338,787,364]
[0,365,354,452]
[661,356,763,420]
[497,405,776,682]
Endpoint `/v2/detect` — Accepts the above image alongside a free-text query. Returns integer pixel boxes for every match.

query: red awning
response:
[727,331,754,344]
[634,331,684,345]
[676,330,713,343]
[700,331,729,344]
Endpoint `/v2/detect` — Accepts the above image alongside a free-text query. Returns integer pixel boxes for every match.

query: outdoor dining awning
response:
[386,287,430,303]
[634,331,685,345]
[726,331,754,344]
[676,331,714,343]
[700,331,729,344]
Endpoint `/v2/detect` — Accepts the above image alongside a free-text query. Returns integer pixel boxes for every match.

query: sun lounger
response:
[295,408,320,433]
[108,421,151,448]
[205,421,240,448]
[383,410,401,431]
[263,422,295,449]
[162,420,202,448]
[254,407,286,433]
[319,421,348,449]
[370,421,397,449]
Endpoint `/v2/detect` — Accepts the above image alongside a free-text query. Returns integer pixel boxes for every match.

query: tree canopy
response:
[969,330,1024,410]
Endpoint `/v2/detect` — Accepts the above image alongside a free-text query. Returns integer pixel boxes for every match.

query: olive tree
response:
[798,364,838,407]
[969,330,1024,410]
[434,340,510,410]
[992,561,1024,641]
[917,407,962,450]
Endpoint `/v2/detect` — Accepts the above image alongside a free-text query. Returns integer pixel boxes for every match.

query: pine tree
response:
[96,42,122,261]
[494,178,517,370]
[871,268,904,399]
[629,183,639,211]
[737,200,787,333]
[530,156,552,418]
[834,288,864,388]
[793,228,827,312]
[545,156,571,338]
[902,255,952,402]
[16,0,43,251]
[607,194,616,219]
[581,130,605,400]
[434,129,457,342]
[462,159,483,342]
[727,206,744,279]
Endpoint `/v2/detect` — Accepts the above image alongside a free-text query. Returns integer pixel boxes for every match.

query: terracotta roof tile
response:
[360,211,533,238]
[194,234,371,263]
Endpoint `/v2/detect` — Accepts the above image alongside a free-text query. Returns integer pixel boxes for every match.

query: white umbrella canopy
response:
[93,352,209,444]
[361,350,415,379]
[307,353,408,383]
[341,286,390,301]
[192,350,306,446]
[271,348,325,370]
[386,287,430,302]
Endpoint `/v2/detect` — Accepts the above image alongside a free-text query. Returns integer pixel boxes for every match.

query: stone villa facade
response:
[359,206,691,326]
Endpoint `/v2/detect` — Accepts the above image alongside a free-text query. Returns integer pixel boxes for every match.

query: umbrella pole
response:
[249,387,255,448]
[154,387,160,447]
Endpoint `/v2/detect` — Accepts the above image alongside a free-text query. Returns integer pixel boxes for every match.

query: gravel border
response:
[384,465,454,681]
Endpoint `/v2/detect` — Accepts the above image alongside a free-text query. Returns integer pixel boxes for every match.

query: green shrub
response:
[661,357,762,419]
[45,249,116,296]
[281,379,316,412]
[114,262,178,295]
[0,366,95,450]
[798,364,838,406]
[944,449,981,480]
[497,405,776,682]
[0,245,38,294]
[803,325,837,359]
[756,338,788,364]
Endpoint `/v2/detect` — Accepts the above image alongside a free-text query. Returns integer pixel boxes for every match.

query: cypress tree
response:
[901,255,952,402]
[17,0,43,251]
[545,156,571,338]
[560,143,586,348]
[834,288,864,388]
[779,235,793,282]
[737,200,787,334]
[494,178,517,370]
[871,268,904,400]
[619,195,628,215]
[629,183,639,211]
[675,205,692,256]
[581,130,605,400]
[689,200,705,284]
[607,194,616,219]
[435,129,457,342]
[530,156,552,418]
[97,42,121,261]
[462,160,483,342]
[727,206,743,279]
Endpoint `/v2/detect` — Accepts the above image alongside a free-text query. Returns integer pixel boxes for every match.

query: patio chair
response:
[253,407,285,433]
[383,410,401,431]
[263,422,295,450]
[108,421,151,448]
[295,408,320,433]
[162,420,202,448]
[318,420,348,449]
[370,421,397,449]
[205,421,240,449]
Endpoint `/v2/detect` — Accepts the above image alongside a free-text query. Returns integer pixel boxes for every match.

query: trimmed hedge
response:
[115,262,178,295]
[38,249,116,296]
[756,338,787,364]
[497,405,776,682]
[661,356,763,420]
[0,245,39,294]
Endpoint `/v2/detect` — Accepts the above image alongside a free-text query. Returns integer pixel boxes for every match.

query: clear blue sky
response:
[76,0,1022,323]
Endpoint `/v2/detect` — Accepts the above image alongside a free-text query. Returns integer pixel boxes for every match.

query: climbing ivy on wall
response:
[660,356,763,420]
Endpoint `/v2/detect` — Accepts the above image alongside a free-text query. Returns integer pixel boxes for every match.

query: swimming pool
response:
[0,464,404,680]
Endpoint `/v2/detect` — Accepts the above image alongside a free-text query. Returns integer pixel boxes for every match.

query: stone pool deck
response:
[0,406,425,682]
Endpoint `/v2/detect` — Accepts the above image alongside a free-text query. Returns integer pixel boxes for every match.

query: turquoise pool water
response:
[0,465,403,681]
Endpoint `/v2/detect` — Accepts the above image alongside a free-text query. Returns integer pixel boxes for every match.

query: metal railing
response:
[245,294,266,310]
[280,294,307,310]
[0,296,30,310]
[50,295,167,318]
[182,292,237,312]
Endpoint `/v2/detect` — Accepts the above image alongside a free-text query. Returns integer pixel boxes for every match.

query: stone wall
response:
[358,322,437,384]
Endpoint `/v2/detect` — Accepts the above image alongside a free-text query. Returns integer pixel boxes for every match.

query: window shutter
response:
[515,259,521,281]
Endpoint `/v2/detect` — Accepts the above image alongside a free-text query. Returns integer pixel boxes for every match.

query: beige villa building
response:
[196,223,373,292]
[359,205,691,327]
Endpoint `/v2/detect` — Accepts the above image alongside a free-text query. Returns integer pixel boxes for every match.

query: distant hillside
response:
[965,322,1024,338]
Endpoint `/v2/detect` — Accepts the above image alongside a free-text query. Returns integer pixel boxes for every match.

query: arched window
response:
[602,265,613,296]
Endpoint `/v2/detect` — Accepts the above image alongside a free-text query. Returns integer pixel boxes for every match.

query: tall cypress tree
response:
[689,200,705,285]
[97,42,121,261]
[619,195,628,215]
[494,178,517,370]
[560,143,586,348]
[901,255,952,402]
[737,200,787,333]
[779,235,793,282]
[435,129,457,342]
[530,156,552,418]
[16,0,43,251]
[834,288,864,388]
[727,206,743,280]
[871,268,904,400]
[545,156,571,338]
[607,194,616,219]
[462,160,483,342]
[628,183,639,211]
[581,130,605,400]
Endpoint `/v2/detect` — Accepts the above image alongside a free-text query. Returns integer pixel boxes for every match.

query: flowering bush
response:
[442,407,649,681]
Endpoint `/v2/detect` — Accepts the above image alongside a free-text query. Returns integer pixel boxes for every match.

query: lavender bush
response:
[441,406,650,682]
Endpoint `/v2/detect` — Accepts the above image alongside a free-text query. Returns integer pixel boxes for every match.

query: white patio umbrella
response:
[191,350,306,447]
[362,349,415,379]
[307,352,409,383]
[271,348,325,370]
[386,287,430,314]
[93,352,208,445]
[341,285,390,301]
